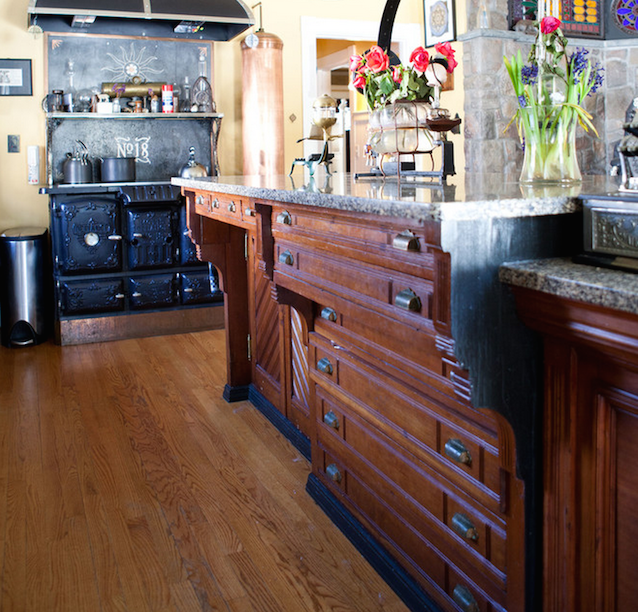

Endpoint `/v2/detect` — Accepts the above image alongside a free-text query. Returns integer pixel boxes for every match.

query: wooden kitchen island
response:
[171,172,614,612]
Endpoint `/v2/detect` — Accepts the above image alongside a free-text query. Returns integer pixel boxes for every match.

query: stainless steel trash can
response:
[0,227,51,347]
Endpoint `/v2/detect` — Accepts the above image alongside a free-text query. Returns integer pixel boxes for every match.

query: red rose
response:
[409,46,430,73]
[434,42,457,73]
[540,16,561,34]
[365,45,389,74]
[352,73,367,89]
[349,54,364,73]
[392,66,403,84]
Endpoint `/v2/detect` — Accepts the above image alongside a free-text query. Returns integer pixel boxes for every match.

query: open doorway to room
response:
[300,17,421,176]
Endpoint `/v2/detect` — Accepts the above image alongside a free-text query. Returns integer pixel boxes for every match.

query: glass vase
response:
[519,104,581,184]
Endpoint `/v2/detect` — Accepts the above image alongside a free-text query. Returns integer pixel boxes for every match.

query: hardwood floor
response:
[0,330,408,612]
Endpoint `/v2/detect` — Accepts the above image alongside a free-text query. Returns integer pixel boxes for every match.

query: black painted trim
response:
[305,473,442,612]
[222,383,250,403]
[248,385,311,461]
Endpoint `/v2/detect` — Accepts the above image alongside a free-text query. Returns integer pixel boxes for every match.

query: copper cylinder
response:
[241,32,284,176]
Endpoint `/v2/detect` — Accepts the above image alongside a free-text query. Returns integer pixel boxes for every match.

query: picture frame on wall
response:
[0,59,33,96]
[424,0,456,47]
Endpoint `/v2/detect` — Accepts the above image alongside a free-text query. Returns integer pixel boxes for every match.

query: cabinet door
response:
[545,344,638,612]
[52,196,122,274]
[126,206,178,270]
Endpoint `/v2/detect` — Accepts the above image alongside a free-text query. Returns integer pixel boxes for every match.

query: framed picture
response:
[0,59,33,96]
[424,0,456,47]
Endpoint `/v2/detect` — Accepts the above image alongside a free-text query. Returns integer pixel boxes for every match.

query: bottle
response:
[192,52,214,112]
[183,76,191,112]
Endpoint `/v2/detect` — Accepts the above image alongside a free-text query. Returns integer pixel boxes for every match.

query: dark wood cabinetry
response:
[183,186,527,612]
[510,287,638,612]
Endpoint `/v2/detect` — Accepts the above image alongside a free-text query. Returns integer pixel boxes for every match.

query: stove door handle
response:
[132,232,143,238]
[108,234,122,241]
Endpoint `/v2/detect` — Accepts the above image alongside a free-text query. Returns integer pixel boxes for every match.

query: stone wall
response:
[461,23,638,178]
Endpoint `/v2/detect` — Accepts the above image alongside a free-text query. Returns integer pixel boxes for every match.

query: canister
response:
[162,84,174,113]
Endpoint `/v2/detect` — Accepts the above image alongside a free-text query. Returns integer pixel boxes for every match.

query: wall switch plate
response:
[8,135,20,153]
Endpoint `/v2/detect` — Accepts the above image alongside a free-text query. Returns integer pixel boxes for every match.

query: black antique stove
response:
[47,182,222,335]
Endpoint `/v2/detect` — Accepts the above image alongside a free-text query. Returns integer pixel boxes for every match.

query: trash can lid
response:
[0,227,48,240]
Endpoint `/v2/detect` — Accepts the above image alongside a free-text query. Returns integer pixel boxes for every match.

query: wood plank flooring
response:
[0,330,408,612]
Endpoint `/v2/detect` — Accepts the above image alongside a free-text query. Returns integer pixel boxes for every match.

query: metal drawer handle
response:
[451,513,479,542]
[132,232,143,238]
[323,410,340,430]
[395,289,422,312]
[392,230,420,252]
[183,287,194,293]
[317,357,333,375]
[212,198,219,209]
[132,291,142,298]
[115,293,125,299]
[108,234,122,241]
[228,201,236,213]
[320,307,337,322]
[444,439,472,466]
[326,463,342,484]
[195,194,205,206]
[279,250,294,266]
[245,208,256,217]
[452,585,479,612]
[276,211,292,225]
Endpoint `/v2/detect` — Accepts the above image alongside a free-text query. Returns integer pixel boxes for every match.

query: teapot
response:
[179,147,208,178]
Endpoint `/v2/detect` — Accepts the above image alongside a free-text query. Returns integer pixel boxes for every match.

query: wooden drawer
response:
[274,238,435,329]
[270,204,441,281]
[316,387,507,585]
[310,333,502,507]
[192,191,255,227]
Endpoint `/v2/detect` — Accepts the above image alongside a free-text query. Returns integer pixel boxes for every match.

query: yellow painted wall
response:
[0,0,466,230]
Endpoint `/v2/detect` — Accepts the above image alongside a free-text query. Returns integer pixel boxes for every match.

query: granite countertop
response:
[172,173,622,223]
[500,258,638,315]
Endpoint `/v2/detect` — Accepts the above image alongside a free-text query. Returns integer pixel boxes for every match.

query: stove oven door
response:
[58,277,126,316]
[128,273,178,310]
[51,196,123,275]
[126,206,178,270]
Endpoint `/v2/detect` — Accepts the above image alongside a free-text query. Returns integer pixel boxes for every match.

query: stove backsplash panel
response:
[48,116,213,184]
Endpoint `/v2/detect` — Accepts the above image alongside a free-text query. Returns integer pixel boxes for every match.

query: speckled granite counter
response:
[500,258,638,315]
[172,173,619,222]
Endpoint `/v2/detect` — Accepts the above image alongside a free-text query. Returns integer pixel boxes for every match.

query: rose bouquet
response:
[350,43,457,111]
[504,16,604,182]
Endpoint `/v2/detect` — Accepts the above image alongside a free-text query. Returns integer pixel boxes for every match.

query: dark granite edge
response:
[500,258,638,315]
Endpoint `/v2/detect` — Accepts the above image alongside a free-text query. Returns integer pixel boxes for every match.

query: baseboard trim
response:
[248,385,311,461]
[305,473,442,612]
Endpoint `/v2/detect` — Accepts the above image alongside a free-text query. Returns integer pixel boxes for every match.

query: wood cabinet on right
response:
[510,286,638,612]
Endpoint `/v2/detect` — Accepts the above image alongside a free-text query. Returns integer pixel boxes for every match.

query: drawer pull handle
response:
[183,287,194,293]
[115,293,125,299]
[212,198,219,209]
[317,358,333,375]
[228,201,236,213]
[451,513,479,542]
[245,208,256,217]
[195,194,205,206]
[132,232,143,238]
[132,292,142,298]
[444,439,472,466]
[276,211,292,225]
[323,410,340,430]
[392,230,420,252]
[108,234,122,241]
[395,289,421,312]
[279,250,294,266]
[452,585,479,612]
[326,463,342,484]
[321,307,337,322]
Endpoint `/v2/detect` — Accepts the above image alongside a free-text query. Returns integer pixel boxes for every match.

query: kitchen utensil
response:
[179,147,208,178]
[100,157,136,183]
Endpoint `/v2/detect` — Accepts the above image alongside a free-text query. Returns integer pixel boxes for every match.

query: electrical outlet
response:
[8,135,20,153]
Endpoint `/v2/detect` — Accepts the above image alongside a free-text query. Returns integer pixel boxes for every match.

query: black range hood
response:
[28,0,255,41]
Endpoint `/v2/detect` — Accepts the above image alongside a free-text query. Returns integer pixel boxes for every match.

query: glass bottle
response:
[192,52,214,113]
